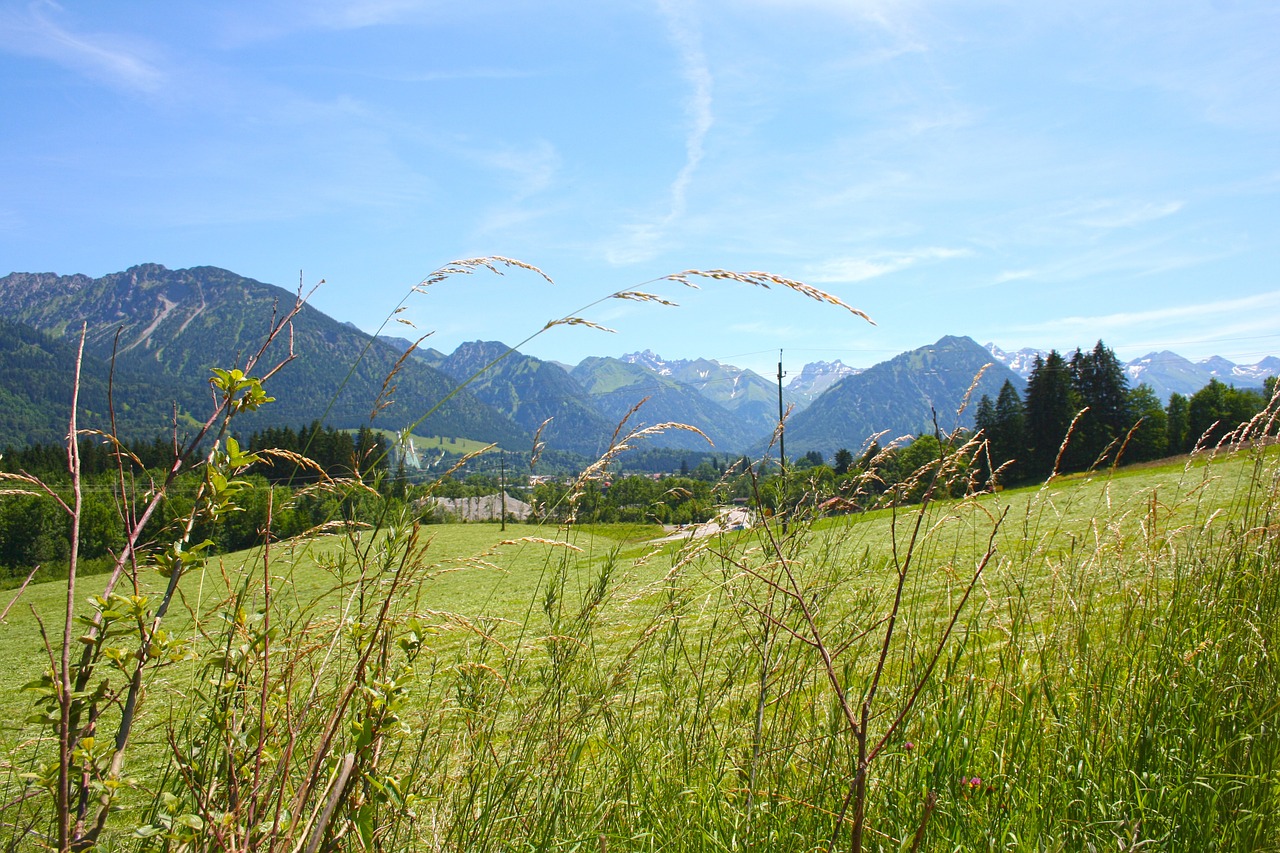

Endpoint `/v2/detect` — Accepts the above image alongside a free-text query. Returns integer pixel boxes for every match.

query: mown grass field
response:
[1,446,1277,850]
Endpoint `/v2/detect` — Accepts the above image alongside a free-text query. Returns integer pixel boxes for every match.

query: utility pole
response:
[777,350,788,533]
[499,451,507,532]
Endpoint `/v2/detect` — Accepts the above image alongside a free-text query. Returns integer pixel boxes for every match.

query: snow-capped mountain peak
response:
[984,343,1047,379]
[785,359,861,404]
[620,349,675,376]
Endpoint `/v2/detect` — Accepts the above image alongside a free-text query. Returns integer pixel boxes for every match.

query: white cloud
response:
[999,238,1235,287]
[807,247,971,282]
[387,68,536,83]
[0,1,165,93]
[473,139,560,197]
[211,0,441,46]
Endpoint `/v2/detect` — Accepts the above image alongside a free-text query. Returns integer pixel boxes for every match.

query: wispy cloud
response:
[806,247,971,282]
[474,139,560,197]
[0,1,165,93]
[1076,199,1185,229]
[212,0,434,45]
[303,0,430,31]
[470,139,563,236]
[386,68,537,83]
[606,0,714,264]
[1015,290,1280,342]
[660,0,713,223]
[983,236,1236,289]
[729,320,803,337]
[740,0,923,39]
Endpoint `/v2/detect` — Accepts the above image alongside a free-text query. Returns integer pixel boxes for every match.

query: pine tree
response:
[991,379,1027,481]
[1023,351,1076,478]
[973,395,997,483]
[1068,340,1131,468]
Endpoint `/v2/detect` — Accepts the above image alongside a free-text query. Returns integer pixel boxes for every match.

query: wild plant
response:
[1,290,305,851]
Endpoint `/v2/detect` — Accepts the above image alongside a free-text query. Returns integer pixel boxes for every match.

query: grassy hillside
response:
[1,436,1277,849]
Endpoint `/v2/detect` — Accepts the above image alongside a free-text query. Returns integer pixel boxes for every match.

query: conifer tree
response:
[1023,350,1076,478]
[973,394,997,483]
[991,379,1027,480]
[832,447,854,476]
[1068,341,1131,468]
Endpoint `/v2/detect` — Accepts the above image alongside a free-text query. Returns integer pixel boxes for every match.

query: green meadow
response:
[2,442,1277,851]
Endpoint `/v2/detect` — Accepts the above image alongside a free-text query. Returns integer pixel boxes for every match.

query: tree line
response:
[0,423,393,584]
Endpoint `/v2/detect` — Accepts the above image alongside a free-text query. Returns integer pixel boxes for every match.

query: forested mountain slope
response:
[437,340,616,457]
[0,318,197,449]
[0,265,529,448]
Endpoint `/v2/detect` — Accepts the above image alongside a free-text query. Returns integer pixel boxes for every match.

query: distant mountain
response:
[0,265,529,448]
[1202,354,1280,387]
[619,349,673,375]
[1199,355,1237,378]
[437,341,614,457]
[5,262,1274,460]
[1252,356,1280,381]
[620,350,781,435]
[785,360,861,408]
[983,343,1045,379]
[783,335,1025,458]
[378,335,447,369]
[572,356,754,452]
[1125,351,1213,401]
[1123,351,1277,401]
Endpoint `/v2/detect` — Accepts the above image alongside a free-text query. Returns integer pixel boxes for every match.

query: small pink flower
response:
[968,776,982,789]
[903,741,915,752]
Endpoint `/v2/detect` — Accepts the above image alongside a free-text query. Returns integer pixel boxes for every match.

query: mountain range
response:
[985,343,1279,402]
[0,264,1275,462]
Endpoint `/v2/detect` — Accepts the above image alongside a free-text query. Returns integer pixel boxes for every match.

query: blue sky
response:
[2,0,1278,378]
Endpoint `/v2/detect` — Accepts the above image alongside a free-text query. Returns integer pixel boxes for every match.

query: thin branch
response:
[57,324,87,853]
